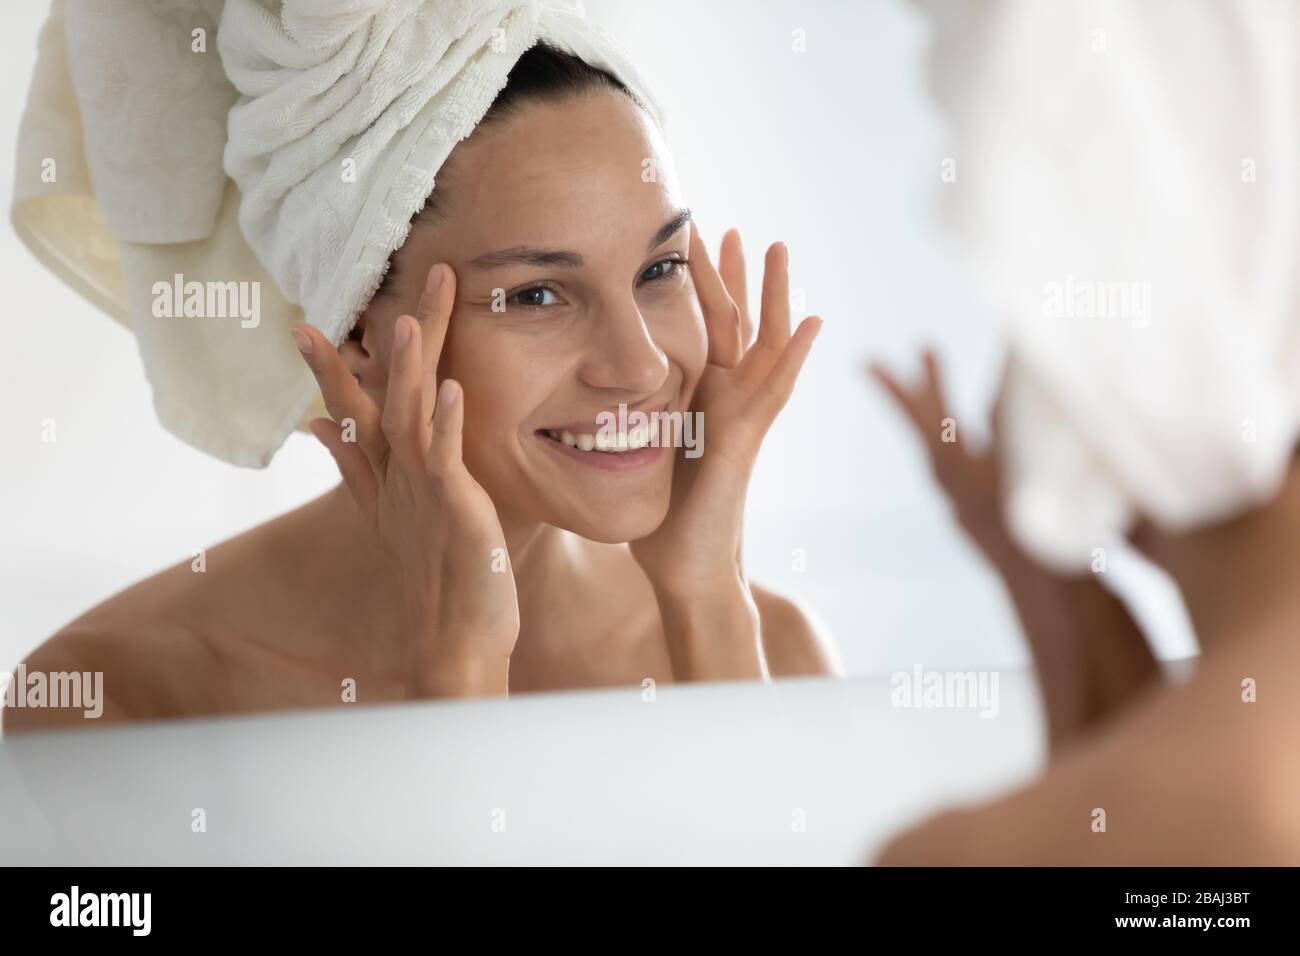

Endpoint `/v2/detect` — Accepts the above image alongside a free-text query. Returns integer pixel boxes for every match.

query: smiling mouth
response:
[534,416,668,471]
[537,416,661,454]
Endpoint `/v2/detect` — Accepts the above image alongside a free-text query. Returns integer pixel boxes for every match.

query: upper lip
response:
[537,402,669,436]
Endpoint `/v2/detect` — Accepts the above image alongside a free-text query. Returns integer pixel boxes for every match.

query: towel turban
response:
[911,0,1300,571]
[12,0,664,466]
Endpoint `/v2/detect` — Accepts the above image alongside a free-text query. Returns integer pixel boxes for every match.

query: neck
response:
[1139,460,1300,651]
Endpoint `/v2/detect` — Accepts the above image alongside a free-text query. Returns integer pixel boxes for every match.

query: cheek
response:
[441,324,548,470]
[650,298,708,392]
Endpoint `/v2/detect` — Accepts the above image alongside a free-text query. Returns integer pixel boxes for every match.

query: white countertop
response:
[0,671,1044,865]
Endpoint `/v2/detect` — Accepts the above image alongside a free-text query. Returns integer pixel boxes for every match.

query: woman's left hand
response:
[629,222,822,678]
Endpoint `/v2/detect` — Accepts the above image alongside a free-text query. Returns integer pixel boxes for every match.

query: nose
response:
[577,296,669,396]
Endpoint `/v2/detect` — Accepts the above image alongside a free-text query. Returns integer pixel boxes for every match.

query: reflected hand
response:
[630,223,821,680]
[293,264,519,697]
[630,222,822,595]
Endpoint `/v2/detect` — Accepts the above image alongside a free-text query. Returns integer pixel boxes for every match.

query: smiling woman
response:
[5,32,838,732]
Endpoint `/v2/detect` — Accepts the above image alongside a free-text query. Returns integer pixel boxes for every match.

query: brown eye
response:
[640,257,686,283]
[508,285,560,309]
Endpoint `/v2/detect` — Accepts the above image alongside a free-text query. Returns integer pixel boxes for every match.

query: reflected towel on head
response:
[11,0,663,467]
[912,0,1300,571]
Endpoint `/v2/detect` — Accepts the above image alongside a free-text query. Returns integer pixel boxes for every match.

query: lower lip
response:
[536,432,668,472]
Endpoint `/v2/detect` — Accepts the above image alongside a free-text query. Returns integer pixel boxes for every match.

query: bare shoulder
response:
[3,498,339,735]
[4,628,129,733]
[751,584,843,678]
[2,565,225,735]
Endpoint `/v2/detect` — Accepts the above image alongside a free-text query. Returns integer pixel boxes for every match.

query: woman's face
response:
[354,89,707,542]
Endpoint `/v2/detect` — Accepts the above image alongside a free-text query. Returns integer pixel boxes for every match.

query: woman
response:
[6,40,838,732]
[874,454,1300,864]
[871,356,1300,864]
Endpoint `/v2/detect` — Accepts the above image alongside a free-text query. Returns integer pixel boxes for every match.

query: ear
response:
[339,313,388,402]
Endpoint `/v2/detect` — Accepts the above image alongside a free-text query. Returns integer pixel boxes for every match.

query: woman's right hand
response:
[292,263,519,698]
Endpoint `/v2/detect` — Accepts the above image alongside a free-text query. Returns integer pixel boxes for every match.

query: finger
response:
[427,378,464,479]
[871,352,984,483]
[921,349,950,409]
[989,359,1011,448]
[756,242,791,349]
[688,220,744,368]
[310,417,377,518]
[868,361,931,438]
[718,229,751,346]
[757,315,821,417]
[381,313,426,467]
[919,349,968,452]
[293,324,384,468]
[416,263,457,434]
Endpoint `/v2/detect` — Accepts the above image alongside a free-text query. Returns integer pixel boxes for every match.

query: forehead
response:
[438,90,682,253]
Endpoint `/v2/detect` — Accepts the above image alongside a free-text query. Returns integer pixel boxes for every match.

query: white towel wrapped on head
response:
[11,0,663,467]
[912,0,1300,571]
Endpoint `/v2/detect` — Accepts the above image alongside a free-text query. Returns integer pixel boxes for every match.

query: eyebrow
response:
[467,208,692,270]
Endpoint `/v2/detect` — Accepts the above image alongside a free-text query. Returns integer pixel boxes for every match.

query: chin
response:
[551,499,670,544]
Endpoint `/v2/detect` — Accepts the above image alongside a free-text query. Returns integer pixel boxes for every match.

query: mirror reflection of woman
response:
[7,45,839,733]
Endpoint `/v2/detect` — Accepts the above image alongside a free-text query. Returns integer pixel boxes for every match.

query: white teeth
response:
[547,419,659,454]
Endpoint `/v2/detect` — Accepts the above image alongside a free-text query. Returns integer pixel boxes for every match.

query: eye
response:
[639,256,686,284]
[507,285,561,310]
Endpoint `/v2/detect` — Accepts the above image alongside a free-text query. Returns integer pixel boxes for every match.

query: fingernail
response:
[439,379,458,405]
[291,327,312,355]
[426,265,444,292]
[395,315,412,349]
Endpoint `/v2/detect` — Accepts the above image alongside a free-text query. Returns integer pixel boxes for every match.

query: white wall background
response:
[0,1,1194,676]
